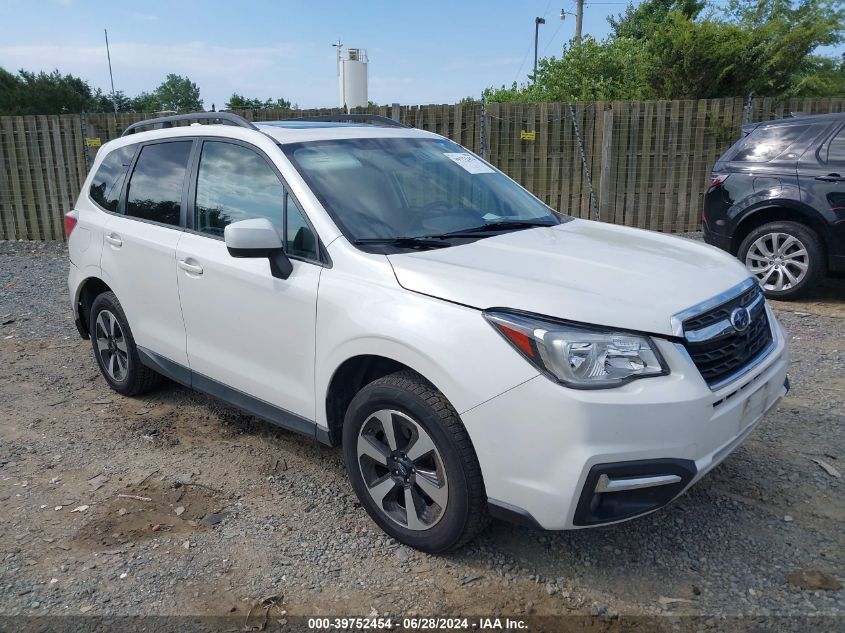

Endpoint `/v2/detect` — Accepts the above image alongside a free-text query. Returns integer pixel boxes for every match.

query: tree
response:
[485,36,655,102]
[0,68,95,114]
[485,0,845,102]
[130,91,162,113]
[608,0,705,39]
[153,74,202,112]
[90,89,133,113]
[225,93,292,110]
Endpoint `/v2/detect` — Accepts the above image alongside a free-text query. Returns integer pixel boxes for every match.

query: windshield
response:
[281,137,563,250]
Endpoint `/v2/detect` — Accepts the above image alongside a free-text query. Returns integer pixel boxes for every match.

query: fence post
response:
[598,107,614,223]
[480,95,487,160]
[391,102,400,124]
[80,111,91,172]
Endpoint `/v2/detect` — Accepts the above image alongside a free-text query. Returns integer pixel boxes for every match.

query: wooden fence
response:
[1,97,844,241]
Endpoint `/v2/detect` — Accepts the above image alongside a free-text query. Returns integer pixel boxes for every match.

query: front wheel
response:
[342,371,488,553]
[738,221,825,300]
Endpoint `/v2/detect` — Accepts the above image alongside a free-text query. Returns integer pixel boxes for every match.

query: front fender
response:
[313,248,538,431]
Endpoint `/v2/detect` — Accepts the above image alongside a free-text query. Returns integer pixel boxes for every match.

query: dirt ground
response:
[1,241,843,630]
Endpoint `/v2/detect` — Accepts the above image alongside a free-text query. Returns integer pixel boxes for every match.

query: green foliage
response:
[485,0,845,102]
[608,0,705,39]
[0,68,94,114]
[153,74,202,112]
[90,89,134,113]
[486,37,655,102]
[130,91,161,113]
[225,93,292,110]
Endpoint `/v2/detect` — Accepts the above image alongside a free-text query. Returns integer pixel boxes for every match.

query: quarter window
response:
[286,193,318,260]
[126,141,192,226]
[195,141,284,237]
[89,145,136,212]
[827,129,845,164]
[729,125,811,163]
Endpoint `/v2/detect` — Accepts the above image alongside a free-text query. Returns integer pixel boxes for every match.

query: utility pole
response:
[533,16,546,77]
[332,40,346,112]
[104,28,117,112]
[575,0,584,43]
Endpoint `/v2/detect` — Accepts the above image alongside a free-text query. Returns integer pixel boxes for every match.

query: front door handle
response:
[815,173,845,182]
[178,259,203,275]
[104,234,122,247]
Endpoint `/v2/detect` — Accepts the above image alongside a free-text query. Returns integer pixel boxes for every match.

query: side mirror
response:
[224,218,293,280]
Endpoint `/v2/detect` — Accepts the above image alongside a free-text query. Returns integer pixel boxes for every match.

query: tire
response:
[89,291,162,396]
[737,220,825,301]
[342,370,488,553]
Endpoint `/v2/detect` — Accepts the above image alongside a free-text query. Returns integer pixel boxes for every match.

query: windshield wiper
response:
[353,237,452,249]
[435,220,556,237]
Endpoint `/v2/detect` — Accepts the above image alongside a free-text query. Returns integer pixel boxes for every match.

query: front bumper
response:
[463,316,789,530]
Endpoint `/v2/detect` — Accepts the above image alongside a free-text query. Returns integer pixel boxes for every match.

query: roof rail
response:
[121,112,259,137]
[288,114,409,128]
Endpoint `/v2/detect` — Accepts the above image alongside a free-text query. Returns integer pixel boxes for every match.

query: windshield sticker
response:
[443,152,495,174]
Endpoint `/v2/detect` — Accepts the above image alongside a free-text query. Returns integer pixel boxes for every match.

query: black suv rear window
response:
[727,124,811,163]
[89,145,136,212]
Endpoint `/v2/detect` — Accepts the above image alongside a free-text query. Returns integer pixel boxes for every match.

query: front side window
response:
[195,141,284,237]
[282,137,561,251]
[89,144,136,211]
[125,141,193,226]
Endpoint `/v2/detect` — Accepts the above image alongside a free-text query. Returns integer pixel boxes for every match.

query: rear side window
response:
[89,145,136,211]
[125,141,193,226]
[729,124,811,163]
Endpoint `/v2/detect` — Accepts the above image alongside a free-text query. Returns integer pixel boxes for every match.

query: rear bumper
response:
[466,317,789,530]
[702,221,732,252]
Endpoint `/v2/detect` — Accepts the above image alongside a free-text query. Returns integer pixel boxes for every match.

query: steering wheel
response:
[419,200,455,213]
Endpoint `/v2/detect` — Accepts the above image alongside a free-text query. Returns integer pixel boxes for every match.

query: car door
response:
[175,139,323,422]
[797,122,845,261]
[100,139,194,367]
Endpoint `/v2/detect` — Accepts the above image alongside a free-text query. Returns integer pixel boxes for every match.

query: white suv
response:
[67,112,789,552]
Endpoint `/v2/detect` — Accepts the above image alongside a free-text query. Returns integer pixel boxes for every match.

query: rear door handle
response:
[815,173,845,182]
[178,259,203,275]
[104,233,122,247]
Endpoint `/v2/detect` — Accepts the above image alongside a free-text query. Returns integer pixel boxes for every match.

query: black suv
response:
[703,112,845,300]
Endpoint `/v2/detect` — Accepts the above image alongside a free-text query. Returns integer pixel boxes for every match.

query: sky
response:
[0,0,632,109]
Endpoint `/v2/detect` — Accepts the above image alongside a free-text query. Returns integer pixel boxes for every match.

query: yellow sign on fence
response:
[520,130,536,141]
[85,137,102,148]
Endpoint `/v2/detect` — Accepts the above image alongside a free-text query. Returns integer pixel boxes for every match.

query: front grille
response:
[682,284,773,388]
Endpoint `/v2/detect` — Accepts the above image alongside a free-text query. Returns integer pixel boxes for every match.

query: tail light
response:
[707,174,729,190]
[64,210,78,238]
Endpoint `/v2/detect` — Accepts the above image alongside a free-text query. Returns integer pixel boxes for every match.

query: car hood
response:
[386,219,751,336]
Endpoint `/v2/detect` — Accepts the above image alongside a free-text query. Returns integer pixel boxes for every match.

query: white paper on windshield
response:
[443,152,495,174]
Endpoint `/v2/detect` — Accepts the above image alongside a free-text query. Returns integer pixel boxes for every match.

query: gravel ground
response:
[1,240,843,627]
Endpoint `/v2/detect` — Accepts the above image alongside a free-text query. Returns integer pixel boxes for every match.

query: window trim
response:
[119,137,197,231]
[86,143,140,214]
[187,137,328,267]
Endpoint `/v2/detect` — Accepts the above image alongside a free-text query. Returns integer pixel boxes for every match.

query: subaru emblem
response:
[730,307,751,333]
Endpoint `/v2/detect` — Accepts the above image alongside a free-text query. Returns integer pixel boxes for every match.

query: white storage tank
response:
[339,47,368,109]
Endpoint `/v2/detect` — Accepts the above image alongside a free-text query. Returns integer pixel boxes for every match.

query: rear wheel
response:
[342,370,488,552]
[90,291,162,396]
[738,221,825,300]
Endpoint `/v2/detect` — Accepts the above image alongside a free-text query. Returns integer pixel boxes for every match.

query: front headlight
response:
[484,310,668,389]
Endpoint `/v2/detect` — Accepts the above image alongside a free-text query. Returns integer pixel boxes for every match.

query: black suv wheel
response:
[738,221,825,300]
